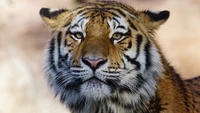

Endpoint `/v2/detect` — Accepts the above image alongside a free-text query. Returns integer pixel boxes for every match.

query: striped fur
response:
[40,1,199,113]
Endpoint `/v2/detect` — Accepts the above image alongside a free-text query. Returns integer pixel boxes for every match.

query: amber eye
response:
[71,32,84,39]
[111,33,124,40]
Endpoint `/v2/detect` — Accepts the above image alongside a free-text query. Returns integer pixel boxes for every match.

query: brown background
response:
[0,0,200,113]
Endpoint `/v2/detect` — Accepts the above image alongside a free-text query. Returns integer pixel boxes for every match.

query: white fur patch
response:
[148,10,160,14]
[80,81,111,99]
[108,16,129,43]
[69,14,89,43]
[49,8,60,13]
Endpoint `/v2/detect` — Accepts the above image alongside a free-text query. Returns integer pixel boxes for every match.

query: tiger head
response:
[40,1,169,110]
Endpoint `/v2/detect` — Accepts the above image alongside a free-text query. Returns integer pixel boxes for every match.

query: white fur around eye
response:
[69,14,89,43]
[108,16,129,38]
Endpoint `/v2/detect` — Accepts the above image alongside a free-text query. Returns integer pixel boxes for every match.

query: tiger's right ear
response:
[39,8,70,28]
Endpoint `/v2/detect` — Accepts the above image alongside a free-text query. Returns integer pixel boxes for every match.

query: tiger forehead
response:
[85,16,110,37]
[76,1,137,14]
[76,7,127,18]
[74,2,138,19]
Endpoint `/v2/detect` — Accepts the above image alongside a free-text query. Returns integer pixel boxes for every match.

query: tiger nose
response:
[82,56,107,71]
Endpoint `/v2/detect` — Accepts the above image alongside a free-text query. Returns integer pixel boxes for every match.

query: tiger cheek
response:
[107,43,121,66]
[65,35,80,64]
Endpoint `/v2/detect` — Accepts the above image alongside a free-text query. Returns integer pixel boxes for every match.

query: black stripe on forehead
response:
[77,8,96,15]
[109,17,128,31]
[70,17,87,29]
[128,19,138,31]
[106,8,126,17]
[106,10,121,18]
[78,7,126,18]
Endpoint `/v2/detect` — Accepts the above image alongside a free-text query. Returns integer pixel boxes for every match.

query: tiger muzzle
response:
[82,56,107,71]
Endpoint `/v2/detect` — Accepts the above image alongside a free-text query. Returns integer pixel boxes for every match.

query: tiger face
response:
[40,1,169,111]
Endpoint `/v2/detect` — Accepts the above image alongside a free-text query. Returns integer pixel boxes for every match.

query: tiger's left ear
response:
[39,8,70,28]
[138,10,170,30]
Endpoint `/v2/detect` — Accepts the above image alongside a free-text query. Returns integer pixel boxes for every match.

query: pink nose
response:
[82,57,107,71]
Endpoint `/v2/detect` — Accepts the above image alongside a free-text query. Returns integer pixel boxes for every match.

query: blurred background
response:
[0,0,200,113]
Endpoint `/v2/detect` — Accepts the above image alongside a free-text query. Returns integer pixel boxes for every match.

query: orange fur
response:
[40,1,200,113]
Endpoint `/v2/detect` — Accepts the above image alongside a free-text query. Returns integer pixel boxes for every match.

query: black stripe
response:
[170,67,191,112]
[117,25,125,29]
[110,97,119,104]
[112,17,120,24]
[110,95,133,110]
[77,7,96,14]
[124,54,140,70]
[106,11,121,18]
[127,41,132,49]
[113,8,126,17]
[70,24,79,29]
[106,8,126,17]
[147,92,166,113]
[68,96,86,110]
[49,38,56,72]
[118,84,132,93]
[63,22,70,27]
[121,58,126,69]
[128,19,138,31]
[106,79,119,93]
[70,17,87,29]
[134,34,143,59]
[77,9,85,14]
[127,28,132,36]
[80,10,91,17]
[58,53,69,67]
[77,17,87,24]
[57,32,62,54]
[64,39,67,47]
[135,74,146,91]
[144,40,151,69]
[63,78,83,89]
[65,29,70,36]
[57,32,62,68]
[64,53,68,59]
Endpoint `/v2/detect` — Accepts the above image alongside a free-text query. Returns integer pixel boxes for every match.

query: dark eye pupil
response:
[116,34,120,37]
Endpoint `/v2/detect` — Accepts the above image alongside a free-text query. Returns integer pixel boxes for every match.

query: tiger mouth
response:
[83,76,107,85]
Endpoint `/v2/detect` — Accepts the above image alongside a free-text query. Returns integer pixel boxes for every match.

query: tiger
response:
[39,1,200,113]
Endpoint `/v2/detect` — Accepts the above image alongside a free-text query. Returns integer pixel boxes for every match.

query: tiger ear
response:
[138,10,170,30]
[39,8,70,28]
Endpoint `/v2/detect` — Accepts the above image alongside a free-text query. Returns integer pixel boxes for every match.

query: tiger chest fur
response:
[40,1,197,113]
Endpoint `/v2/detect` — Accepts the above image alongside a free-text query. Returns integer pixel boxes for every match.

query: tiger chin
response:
[39,1,199,113]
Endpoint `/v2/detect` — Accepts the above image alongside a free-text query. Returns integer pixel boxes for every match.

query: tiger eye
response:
[112,33,123,40]
[73,32,83,39]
